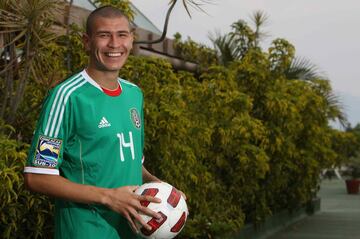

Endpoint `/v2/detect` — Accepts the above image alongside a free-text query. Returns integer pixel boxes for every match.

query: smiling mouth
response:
[105,52,123,57]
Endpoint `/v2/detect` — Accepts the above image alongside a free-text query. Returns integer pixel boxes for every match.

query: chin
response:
[110,65,125,71]
[101,63,125,72]
[106,61,126,70]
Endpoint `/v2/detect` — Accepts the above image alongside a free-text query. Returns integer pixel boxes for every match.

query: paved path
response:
[267,179,360,239]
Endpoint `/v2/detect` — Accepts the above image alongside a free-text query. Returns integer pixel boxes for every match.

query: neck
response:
[85,67,119,90]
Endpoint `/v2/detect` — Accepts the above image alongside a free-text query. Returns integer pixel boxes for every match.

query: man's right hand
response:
[102,185,162,233]
[24,174,162,233]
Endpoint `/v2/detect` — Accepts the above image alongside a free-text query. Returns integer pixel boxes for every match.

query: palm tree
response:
[209,31,238,66]
[0,0,63,124]
[209,10,268,65]
[209,11,348,126]
[87,0,215,44]
[284,56,347,127]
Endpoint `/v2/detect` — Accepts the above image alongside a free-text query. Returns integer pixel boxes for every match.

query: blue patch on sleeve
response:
[33,136,62,168]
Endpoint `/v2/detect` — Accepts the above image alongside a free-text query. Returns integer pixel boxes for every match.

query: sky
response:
[131,0,360,127]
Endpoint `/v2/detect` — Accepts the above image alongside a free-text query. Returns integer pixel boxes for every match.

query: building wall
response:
[0,3,197,72]
[66,4,197,71]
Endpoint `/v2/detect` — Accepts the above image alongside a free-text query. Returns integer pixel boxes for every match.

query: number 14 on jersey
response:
[116,131,135,162]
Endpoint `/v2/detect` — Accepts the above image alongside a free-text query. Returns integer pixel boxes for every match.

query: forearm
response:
[24,173,108,205]
[142,166,161,183]
[24,172,162,232]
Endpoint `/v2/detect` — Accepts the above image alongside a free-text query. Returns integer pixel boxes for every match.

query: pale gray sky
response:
[131,0,360,127]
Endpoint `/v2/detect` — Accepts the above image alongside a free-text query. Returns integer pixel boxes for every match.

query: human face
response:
[84,16,133,73]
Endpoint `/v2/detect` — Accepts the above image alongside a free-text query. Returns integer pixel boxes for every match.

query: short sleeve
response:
[24,87,71,175]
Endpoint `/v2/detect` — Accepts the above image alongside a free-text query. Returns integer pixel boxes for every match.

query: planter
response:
[233,198,321,239]
[345,179,360,194]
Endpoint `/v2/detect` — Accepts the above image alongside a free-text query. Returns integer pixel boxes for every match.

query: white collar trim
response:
[81,69,123,92]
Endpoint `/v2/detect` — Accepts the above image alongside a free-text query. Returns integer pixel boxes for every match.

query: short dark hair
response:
[86,5,132,35]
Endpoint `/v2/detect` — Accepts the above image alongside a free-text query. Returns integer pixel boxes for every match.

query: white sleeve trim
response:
[24,167,59,175]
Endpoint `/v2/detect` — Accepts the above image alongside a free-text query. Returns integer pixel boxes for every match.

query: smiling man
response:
[24,6,163,239]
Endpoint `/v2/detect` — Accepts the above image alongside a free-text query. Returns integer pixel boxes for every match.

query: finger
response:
[128,185,139,192]
[129,208,152,231]
[139,195,162,203]
[180,190,187,200]
[138,206,162,219]
[125,213,139,234]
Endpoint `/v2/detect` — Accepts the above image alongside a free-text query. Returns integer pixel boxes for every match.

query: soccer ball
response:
[134,182,188,239]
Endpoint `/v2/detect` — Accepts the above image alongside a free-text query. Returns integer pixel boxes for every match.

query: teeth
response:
[106,52,123,57]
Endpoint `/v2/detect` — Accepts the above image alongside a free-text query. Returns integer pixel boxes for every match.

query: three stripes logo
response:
[44,73,87,138]
[98,117,111,128]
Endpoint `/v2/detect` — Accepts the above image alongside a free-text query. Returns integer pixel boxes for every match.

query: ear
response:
[129,31,134,51]
[83,33,90,52]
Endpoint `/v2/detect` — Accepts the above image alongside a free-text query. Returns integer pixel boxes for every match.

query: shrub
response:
[0,122,53,239]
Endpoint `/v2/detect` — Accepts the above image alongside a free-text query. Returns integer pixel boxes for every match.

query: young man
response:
[24,6,164,239]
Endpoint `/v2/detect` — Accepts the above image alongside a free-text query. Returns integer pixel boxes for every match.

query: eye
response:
[98,33,110,38]
[118,32,130,38]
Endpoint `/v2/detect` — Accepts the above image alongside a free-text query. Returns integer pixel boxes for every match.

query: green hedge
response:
[1,54,357,238]
[1,5,358,237]
[118,54,343,236]
[0,123,54,238]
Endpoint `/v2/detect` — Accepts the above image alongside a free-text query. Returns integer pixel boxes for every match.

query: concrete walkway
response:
[267,179,360,239]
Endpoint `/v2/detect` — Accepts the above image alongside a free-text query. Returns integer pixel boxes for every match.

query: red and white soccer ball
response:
[135,182,188,239]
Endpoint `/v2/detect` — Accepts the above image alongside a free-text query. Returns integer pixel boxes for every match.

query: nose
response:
[108,34,121,48]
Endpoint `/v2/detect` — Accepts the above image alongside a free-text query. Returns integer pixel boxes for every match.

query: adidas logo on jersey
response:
[98,117,111,128]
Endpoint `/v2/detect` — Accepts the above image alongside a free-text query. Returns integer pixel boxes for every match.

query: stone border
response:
[230,198,321,239]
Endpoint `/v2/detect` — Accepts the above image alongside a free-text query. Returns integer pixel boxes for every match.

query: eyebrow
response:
[95,29,131,35]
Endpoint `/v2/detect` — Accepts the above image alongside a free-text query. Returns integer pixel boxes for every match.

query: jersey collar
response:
[81,69,123,96]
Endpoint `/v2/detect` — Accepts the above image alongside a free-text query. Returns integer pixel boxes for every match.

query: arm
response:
[24,173,160,232]
[141,166,187,200]
[142,166,161,183]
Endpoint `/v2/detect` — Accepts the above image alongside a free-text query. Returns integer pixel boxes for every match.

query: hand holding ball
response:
[135,182,188,239]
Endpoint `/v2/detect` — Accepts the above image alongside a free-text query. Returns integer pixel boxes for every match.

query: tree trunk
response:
[8,33,32,124]
[65,0,73,71]
[0,33,16,120]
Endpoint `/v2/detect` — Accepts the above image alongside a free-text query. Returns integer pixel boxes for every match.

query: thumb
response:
[128,185,140,192]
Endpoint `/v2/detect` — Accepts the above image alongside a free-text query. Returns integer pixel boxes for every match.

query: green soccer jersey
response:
[25,70,144,239]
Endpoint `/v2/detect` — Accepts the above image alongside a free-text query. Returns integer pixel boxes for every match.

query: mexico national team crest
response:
[130,108,141,129]
[33,136,62,168]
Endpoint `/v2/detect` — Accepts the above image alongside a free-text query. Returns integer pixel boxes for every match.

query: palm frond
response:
[178,0,215,17]
[0,29,26,48]
[250,10,269,46]
[251,10,269,27]
[0,0,64,123]
[229,20,256,58]
[285,57,321,81]
[285,57,347,126]
[209,30,238,65]
[322,89,348,127]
